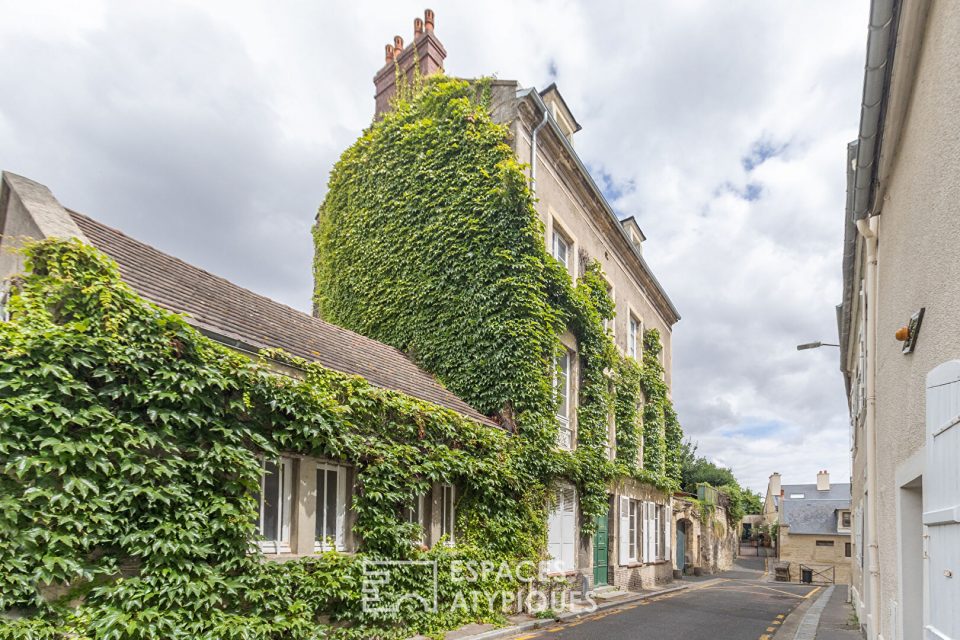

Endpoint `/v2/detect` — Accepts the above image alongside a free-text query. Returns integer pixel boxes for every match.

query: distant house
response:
[761,471,851,584]
[0,170,495,557]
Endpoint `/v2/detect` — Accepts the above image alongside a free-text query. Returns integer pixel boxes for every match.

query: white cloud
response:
[0,0,867,493]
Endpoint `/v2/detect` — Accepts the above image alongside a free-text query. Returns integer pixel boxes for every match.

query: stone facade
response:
[838,2,960,638]
[673,496,738,576]
[778,530,852,585]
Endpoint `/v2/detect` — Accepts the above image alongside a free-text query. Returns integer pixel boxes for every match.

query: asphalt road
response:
[514,557,820,640]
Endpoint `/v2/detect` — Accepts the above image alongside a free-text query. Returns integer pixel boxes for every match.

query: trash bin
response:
[801,568,813,584]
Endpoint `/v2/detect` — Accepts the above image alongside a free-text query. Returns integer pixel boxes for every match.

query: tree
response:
[679,440,736,493]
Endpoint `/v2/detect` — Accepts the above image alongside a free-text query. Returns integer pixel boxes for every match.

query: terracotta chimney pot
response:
[385,44,394,63]
[424,9,435,32]
[394,35,404,52]
[414,17,424,36]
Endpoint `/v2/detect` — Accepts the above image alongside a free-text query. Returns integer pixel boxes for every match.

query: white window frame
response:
[838,510,852,532]
[440,484,456,546]
[552,228,572,274]
[314,462,347,552]
[654,503,662,560]
[628,314,642,360]
[258,456,294,554]
[554,348,574,450]
[405,494,426,543]
[628,499,643,562]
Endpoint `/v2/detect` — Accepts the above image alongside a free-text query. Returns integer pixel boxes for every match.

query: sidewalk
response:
[776,584,861,640]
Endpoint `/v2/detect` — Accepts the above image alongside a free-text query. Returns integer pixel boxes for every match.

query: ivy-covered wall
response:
[313,74,684,534]
[0,239,547,639]
[0,75,686,640]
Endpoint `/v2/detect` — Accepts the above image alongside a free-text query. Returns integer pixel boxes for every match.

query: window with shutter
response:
[924,360,960,639]
[546,485,577,573]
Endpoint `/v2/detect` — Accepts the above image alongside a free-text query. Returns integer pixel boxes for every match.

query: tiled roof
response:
[780,483,851,535]
[67,210,496,427]
[781,483,851,502]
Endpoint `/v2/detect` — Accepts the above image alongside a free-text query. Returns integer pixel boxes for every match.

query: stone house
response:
[367,11,682,594]
[773,472,852,585]
[0,170,496,559]
[838,1,960,638]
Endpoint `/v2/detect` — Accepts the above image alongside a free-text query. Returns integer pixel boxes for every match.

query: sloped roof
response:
[67,210,496,427]
[780,483,851,535]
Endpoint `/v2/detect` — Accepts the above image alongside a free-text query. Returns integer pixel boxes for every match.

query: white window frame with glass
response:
[257,456,294,554]
[405,494,426,543]
[551,221,574,275]
[554,349,574,450]
[440,484,456,546]
[628,314,641,359]
[838,510,852,531]
[314,462,347,551]
[619,497,644,564]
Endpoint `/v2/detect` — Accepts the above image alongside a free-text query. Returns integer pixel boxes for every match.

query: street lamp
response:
[796,341,840,351]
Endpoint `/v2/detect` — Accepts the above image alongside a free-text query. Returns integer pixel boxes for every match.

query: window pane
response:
[556,353,569,418]
[316,467,326,540]
[262,460,280,542]
[325,469,338,543]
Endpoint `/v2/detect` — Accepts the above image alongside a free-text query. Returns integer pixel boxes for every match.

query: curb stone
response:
[772,586,826,639]
[454,582,698,640]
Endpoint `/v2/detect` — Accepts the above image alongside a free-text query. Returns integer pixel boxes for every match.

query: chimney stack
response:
[373,9,447,117]
[769,472,781,498]
[817,470,830,491]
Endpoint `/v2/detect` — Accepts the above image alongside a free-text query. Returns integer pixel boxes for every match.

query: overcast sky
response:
[0,0,869,493]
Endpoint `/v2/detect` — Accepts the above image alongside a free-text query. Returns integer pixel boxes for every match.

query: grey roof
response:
[780,483,851,535]
[66,210,496,428]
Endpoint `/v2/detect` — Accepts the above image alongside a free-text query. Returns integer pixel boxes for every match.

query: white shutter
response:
[924,361,960,640]
[639,502,647,563]
[663,502,672,566]
[561,486,577,573]
[646,502,656,562]
[619,496,630,565]
[547,494,562,574]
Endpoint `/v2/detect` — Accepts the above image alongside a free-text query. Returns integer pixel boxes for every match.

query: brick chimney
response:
[817,470,830,491]
[373,9,447,117]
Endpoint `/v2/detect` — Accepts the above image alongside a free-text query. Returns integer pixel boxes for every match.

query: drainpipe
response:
[530,107,550,194]
[856,214,880,640]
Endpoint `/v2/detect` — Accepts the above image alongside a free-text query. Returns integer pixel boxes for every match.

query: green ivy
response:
[313,75,683,533]
[0,239,548,639]
[1,75,686,640]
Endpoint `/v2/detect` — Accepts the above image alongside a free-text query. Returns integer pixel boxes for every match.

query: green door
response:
[593,505,609,586]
